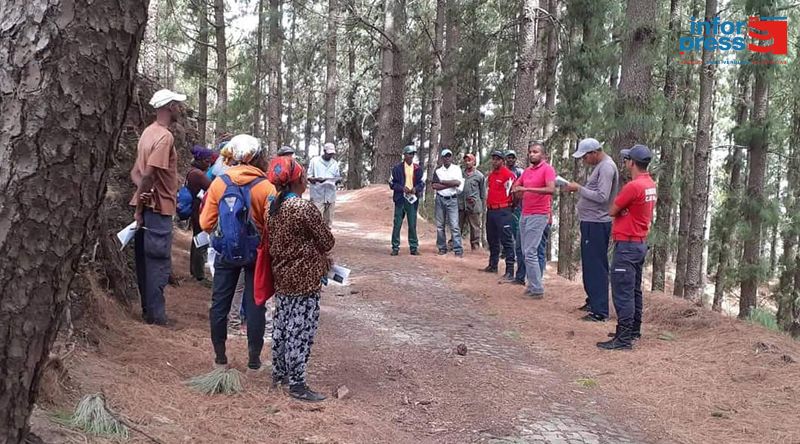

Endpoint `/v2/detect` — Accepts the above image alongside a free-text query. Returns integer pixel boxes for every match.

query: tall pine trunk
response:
[198,0,209,144]
[650,0,681,292]
[682,0,717,302]
[267,0,283,154]
[325,0,339,143]
[0,1,148,441]
[427,0,446,199]
[284,5,298,145]
[374,0,407,183]
[541,0,559,140]
[508,0,541,155]
[254,0,265,138]
[345,35,364,189]
[214,0,228,133]
[440,0,460,150]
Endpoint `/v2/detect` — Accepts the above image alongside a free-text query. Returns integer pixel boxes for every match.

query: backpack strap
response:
[219,174,234,187]
[241,176,266,218]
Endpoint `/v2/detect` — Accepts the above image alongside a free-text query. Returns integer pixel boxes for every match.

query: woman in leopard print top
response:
[266,156,334,402]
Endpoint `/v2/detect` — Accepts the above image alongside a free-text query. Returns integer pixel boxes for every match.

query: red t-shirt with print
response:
[612,173,657,241]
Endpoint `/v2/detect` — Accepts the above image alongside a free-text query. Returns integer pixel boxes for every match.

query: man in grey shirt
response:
[458,153,486,250]
[565,138,619,322]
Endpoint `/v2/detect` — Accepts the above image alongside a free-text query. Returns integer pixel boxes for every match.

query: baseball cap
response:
[463,153,476,161]
[277,145,295,156]
[441,148,453,157]
[403,145,417,154]
[323,143,336,154]
[620,144,653,162]
[490,150,505,159]
[504,150,517,158]
[149,89,187,109]
[573,138,602,158]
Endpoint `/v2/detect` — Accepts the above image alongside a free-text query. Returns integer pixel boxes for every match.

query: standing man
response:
[597,145,656,350]
[308,142,341,227]
[432,148,465,257]
[130,89,186,326]
[483,151,516,275]
[505,150,526,284]
[565,138,620,322]
[512,142,556,298]
[458,153,486,251]
[390,145,425,256]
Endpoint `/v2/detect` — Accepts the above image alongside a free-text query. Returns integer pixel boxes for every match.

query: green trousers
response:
[391,200,419,252]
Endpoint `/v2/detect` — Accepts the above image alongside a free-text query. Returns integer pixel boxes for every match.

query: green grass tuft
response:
[185,368,243,395]
[53,394,129,439]
[747,308,780,332]
[657,331,677,341]
[576,377,598,388]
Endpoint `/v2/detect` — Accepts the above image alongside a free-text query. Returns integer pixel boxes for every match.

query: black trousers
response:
[486,208,515,270]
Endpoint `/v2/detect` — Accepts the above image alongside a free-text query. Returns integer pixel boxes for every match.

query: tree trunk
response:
[374,0,407,184]
[440,0,460,150]
[673,140,694,297]
[682,0,717,302]
[198,0,209,144]
[253,0,265,138]
[214,0,228,133]
[609,0,657,156]
[267,0,283,154]
[0,1,147,441]
[345,37,364,189]
[427,0,446,201]
[776,95,800,333]
[541,0,559,140]
[739,68,770,319]
[284,4,298,146]
[768,167,782,276]
[508,0,541,156]
[325,0,339,143]
[649,0,681,292]
[305,79,314,153]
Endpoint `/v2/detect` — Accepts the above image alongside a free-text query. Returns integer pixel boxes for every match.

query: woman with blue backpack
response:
[199,134,277,373]
[184,145,214,281]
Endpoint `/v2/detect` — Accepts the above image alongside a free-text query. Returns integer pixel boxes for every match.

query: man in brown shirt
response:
[130,89,185,326]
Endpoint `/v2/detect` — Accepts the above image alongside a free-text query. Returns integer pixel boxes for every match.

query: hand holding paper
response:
[116,221,138,251]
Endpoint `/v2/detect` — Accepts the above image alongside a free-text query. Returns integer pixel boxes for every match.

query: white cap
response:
[149,89,187,109]
[323,143,336,154]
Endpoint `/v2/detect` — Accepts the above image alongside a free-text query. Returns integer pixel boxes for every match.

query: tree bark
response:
[267,0,283,154]
[427,0,446,201]
[304,79,314,154]
[345,36,364,189]
[198,0,209,144]
[776,95,800,334]
[0,1,148,441]
[739,67,770,319]
[649,0,681,292]
[253,0,265,138]
[673,140,694,297]
[440,0,460,150]
[540,0,559,140]
[374,0,407,184]
[682,0,717,302]
[325,0,339,143]
[508,0,541,156]
[768,168,782,276]
[284,4,298,146]
[214,0,228,133]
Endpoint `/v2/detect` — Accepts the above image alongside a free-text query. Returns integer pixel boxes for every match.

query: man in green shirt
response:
[458,153,486,251]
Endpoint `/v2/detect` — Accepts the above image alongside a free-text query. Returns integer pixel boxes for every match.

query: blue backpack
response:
[176,185,194,220]
[211,175,265,267]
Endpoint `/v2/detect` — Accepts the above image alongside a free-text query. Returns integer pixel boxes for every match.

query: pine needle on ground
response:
[184,368,243,395]
[53,393,129,439]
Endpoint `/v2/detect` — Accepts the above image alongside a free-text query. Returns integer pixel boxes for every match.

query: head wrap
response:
[225,134,263,165]
[190,145,214,161]
[268,156,304,189]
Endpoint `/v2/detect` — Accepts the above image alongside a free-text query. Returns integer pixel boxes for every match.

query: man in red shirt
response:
[598,145,657,350]
[483,151,517,275]
[512,142,556,298]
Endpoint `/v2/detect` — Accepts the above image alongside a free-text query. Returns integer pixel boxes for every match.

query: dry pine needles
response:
[184,367,243,395]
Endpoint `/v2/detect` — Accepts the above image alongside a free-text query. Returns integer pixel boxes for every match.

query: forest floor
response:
[32,186,800,444]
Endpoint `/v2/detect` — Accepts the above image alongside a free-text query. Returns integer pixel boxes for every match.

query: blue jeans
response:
[520,214,549,294]
[210,259,266,369]
[134,209,173,324]
[610,242,648,334]
[538,223,551,274]
[435,195,462,254]
[513,209,525,281]
[580,221,612,319]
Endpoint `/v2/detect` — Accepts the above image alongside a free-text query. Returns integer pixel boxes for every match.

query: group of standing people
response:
[389,137,657,350]
[130,89,337,402]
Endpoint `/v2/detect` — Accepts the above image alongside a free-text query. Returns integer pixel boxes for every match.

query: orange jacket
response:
[200,165,277,233]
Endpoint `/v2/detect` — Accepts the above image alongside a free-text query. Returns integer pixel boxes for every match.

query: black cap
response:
[490,150,505,159]
[620,144,652,162]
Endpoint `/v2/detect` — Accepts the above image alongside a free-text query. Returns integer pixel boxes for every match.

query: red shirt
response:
[612,173,657,241]
[486,166,516,208]
[515,161,556,216]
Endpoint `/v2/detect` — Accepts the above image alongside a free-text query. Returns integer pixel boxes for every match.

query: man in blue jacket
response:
[390,145,425,256]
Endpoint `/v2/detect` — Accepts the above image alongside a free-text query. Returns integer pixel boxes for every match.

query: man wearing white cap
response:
[308,142,341,226]
[564,138,620,322]
[432,148,465,257]
[130,89,186,326]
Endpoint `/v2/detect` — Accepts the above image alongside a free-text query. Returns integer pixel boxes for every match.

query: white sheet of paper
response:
[194,231,210,248]
[197,189,205,200]
[116,221,138,251]
[327,264,351,285]
[405,193,418,204]
[555,175,569,187]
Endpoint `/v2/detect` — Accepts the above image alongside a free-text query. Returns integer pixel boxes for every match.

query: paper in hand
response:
[194,231,210,248]
[326,264,351,285]
[555,175,569,187]
[405,193,418,204]
[116,221,138,251]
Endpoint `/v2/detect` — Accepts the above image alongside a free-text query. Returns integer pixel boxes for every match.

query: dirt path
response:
[36,186,800,444]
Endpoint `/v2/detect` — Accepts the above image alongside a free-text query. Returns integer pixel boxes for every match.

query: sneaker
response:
[578,303,591,312]
[390,250,399,256]
[482,265,498,273]
[581,313,608,322]
[523,290,544,299]
[288,383,327,402]
[608,332,641,340]
[410,250,420,256]
[437,250,448,256]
